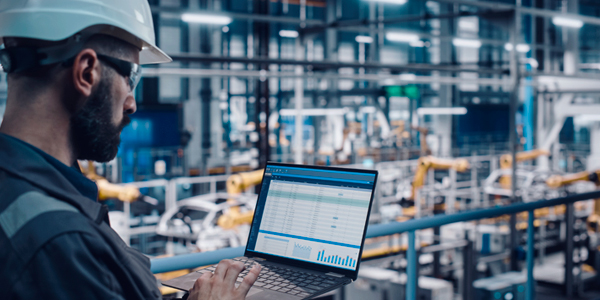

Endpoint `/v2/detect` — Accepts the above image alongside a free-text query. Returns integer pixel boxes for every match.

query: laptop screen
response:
[246,163,376,272]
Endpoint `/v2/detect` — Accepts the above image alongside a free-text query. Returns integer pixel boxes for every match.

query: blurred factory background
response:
[5,0,600,299]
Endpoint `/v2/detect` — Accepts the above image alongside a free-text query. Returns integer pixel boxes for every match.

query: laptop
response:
[163,162,378,299]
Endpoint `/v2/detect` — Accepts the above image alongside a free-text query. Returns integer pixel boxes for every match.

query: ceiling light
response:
[360,106,377,113]
[399,74,416,81]
[386,32,420,43]
[552,17,584,28]
[355,36,373,44]
[279,108,349,116]
[516,44,530,53]
[409,40,425,47]
[181,13,232,25]
[505,43,530,53]
[452,38,482,48]
[279,30,299,38]
[364,0,407,4]
[417,107,468,116]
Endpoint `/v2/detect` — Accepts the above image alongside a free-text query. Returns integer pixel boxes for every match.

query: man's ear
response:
[71,49,101,98]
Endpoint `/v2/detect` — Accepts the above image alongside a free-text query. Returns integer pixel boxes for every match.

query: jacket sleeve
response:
[12,232,128,300]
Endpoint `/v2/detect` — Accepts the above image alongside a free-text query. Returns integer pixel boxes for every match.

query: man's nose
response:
[124,94,137,115]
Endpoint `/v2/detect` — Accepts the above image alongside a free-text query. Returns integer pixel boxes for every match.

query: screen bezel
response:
[244,162,378,281]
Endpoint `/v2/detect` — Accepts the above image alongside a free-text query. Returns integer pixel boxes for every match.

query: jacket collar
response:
[0,134,105,223]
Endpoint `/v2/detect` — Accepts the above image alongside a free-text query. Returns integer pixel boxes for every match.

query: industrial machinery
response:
[473,272,527,300]
[498,149,550,189]
[155,169,263,253]
[217,169,264,229]
[547,171,600,249]
[411,126,432,156]
[81,161,156,204]
[482,149,555,203]
[155,193,257,252]
[389,120,411,147]
[484,168,562,203]
[399,156,470,214]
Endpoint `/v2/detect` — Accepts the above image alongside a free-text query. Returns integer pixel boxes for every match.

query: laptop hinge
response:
[325,272,345,278]
[252,257,266,261]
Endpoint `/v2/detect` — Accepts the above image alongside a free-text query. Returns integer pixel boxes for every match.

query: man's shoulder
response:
[0,168,43,210]
[0,189,84,236]
[0,174,98,262]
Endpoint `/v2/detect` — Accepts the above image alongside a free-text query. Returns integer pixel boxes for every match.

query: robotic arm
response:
[81,161,141,203]
[499,149,550,189]
[409,156,470,202]
[500,149,551,169]
[217,169,264,229]
[547,170,600,230]
[411,126,432,156]
[546,170,600,189]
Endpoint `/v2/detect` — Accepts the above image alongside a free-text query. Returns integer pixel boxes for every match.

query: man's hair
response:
[5,34,137,95]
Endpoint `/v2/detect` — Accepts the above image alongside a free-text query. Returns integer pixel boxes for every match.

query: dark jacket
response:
[0,134,161,299]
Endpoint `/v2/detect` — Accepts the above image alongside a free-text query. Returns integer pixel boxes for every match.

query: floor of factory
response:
[537,286,600,300]
[307,282,600,300]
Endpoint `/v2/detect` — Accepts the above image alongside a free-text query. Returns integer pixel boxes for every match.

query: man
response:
[0,0,259,299]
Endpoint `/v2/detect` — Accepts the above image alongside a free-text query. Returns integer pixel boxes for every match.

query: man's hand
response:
[188,259,262,300]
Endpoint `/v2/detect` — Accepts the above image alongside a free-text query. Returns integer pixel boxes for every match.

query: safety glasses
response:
[96,54,142,92]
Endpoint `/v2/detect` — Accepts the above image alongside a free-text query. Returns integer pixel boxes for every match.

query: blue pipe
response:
[151,246,244,274]
[407,231,417,300]
[366,190,600,238]
[527,210,535,300]
[151,190,600,274]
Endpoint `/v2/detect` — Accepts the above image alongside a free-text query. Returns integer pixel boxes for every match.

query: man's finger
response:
[223,261,245,288]
[237,264,261,295]
[192,272,213,298]
[213,259,231,279]
[195,272,213,287]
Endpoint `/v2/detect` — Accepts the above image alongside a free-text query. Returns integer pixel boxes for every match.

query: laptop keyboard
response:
[196,257,346,298]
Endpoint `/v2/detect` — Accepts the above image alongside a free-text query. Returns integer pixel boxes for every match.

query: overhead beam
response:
[166,53,508,75]
[300,9,514,35]
[142,68,512,86]
[150,6,324,25]
[432,0,600,26]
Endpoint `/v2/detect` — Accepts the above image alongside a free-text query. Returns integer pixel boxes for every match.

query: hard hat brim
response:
[140,43,172,65]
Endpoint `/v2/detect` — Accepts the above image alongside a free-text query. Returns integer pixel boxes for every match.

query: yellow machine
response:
[411,126,432,156]
[546,170,600,189]
[547,170,600,232]
[401,156,470,217]
[82,161,141,202]
[217,169,264,229]
[498,149,550,189]
[409,156,471,202]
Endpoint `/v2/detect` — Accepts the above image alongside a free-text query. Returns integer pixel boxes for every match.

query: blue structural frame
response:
[527,210,535,300]
[151,190,600,300]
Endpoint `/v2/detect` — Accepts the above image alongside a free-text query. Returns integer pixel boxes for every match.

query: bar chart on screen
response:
[316,250,356,268]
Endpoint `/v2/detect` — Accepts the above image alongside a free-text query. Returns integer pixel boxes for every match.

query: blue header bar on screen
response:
[266,164,375,183]
[272,173,372,184]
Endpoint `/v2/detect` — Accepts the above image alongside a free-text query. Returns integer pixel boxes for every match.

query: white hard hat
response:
[0,0,171,65]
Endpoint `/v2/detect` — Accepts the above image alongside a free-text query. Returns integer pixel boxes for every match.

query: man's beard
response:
[70,77,130,163]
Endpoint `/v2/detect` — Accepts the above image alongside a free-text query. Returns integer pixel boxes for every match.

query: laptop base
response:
[162,256,351,300]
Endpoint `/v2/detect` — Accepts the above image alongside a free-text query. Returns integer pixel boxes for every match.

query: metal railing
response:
[150,190,600,299]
